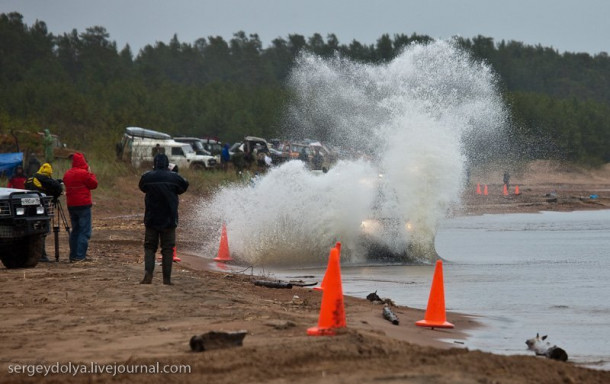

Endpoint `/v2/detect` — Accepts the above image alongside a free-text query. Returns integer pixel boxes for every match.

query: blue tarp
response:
[0,152,24,178]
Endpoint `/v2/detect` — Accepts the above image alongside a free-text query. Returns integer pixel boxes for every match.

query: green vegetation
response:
[1,11,610,169]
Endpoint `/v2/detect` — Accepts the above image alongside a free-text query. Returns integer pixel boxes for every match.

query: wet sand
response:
[1,160,609,383]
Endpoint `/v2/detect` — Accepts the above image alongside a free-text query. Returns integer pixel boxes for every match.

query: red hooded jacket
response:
[63,153,98,207]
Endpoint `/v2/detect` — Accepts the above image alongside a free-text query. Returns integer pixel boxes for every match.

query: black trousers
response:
[144,226,176,280]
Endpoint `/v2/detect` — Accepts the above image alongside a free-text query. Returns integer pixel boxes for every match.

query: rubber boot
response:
[140,272,153,284]
[161,251,173,285]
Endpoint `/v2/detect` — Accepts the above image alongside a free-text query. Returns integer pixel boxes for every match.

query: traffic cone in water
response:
[172,246,181,262]
[514,185,521,195]
[214,223,232,262]
[483,184,488,196]
[476,183,481,195]
[313,242,341,291]
[416,260,454,329]
[503,184,509,196]
[307,247,346,336]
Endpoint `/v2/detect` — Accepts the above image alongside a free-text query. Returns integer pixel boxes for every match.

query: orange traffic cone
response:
[416,260,454,329]
[172,246,181,262]
[483,184,488,196]
[476,183,481,195]
[307,247,346,336]
[514,185,521,195]
[503,184,508,196]
[214,223,232,262]
[313,242,342,291]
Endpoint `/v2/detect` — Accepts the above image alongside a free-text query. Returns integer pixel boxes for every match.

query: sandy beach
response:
[1,160,610,383]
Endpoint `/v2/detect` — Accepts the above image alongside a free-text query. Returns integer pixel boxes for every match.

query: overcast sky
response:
[1,0,608,56]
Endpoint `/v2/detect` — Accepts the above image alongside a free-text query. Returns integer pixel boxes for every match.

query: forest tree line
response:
[1,12,609,165]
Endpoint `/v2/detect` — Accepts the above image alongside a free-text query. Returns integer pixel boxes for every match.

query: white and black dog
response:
[525,333,568,361]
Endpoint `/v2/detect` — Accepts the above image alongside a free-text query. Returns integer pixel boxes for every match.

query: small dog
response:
[525,333,568,361]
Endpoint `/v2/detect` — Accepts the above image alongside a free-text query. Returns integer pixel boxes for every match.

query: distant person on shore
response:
[43,129,54,163]
[26,153,41,177]
[7,165,26,189]
[503,171,510,188]
[25,163,63,262]
[139,154,189,285]
[63,153,98,262]
[232,145,246,175]
[221,143,231,172]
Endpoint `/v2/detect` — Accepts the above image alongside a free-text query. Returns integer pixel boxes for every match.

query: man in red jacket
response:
[63,153,98,262]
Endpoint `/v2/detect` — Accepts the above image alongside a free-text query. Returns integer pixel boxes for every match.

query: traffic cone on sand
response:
[476,183,481,195]
[172,246,181,262]
[307,247,346,336]
[514,185,521,195]
[415,260,454,329]
[483,184,488,196]
[503,184,509,196]
[213,223,232,262]
[313,242,341,291]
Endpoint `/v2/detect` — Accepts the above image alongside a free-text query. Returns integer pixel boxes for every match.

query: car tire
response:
[190,162,205,170]
[0,235,43,269]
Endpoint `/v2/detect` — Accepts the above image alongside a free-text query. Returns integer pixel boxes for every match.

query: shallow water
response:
[254,210,610,370]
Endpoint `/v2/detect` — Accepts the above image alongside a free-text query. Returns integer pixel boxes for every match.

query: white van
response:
[116,127,217,170]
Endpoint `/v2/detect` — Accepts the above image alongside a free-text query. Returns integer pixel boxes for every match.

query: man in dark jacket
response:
[139,154,189,285]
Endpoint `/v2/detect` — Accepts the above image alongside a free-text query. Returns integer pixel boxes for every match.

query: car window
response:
[181,145,194,155]
[192,142,205,152]
[229,143,242,152]
[171,147,185,157]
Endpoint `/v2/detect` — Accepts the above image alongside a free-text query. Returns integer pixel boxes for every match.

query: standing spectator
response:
[503,171,510,188]
[26,153,41,177]
[7,165,26,189]
[63,153,98,262]
[221,143,231,172]
[232,145,246,175]
[139,154,189,285]
[312,148,324,170]
[43,129,54,163]
[25,163,63,262]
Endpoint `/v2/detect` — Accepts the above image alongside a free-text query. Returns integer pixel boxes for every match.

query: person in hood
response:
[139,153,189,285]
[25,163,63,198]
[25,162,63,262]
[43,129,54,163]
[63,153,98,262]
[7,165,26,189]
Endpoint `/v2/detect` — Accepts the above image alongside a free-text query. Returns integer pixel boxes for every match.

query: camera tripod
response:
[52,198,71,262]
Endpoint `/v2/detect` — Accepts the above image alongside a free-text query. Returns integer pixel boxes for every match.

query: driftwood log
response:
[253,280,293,289]
[382,306,400,325]
[189,330,248,352]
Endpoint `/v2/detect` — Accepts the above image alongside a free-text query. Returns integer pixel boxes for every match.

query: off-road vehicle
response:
[0,187,52,268]
[116,127,217,170]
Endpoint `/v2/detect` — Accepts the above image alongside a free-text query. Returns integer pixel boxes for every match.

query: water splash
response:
[196,40,508,266]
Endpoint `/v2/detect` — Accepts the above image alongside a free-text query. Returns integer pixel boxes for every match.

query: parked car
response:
[273,141,336,172]
[199,137,223,156]
[116,127,217,170]
[174,137,221,165]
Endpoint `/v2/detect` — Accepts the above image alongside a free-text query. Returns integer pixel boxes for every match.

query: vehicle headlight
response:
[36,206,45,215]
[16,207,25,216]
[405,221,413,231]
[361,219,381,234]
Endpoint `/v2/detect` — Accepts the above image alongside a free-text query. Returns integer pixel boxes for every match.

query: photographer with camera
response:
[139,153,188,285]
[25,163,63,262]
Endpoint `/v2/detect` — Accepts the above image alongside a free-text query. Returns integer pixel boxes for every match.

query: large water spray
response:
[195,40,508,266]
